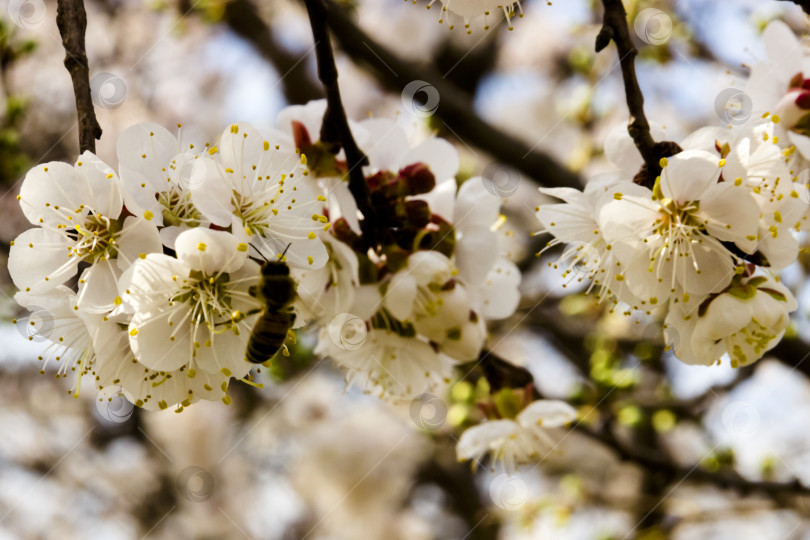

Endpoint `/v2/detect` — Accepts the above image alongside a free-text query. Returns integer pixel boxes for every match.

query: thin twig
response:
[302,0,378,246]
[56,0,101,154]
[469,350,810,500]
[320,0,582,190]
[595,0,680,187]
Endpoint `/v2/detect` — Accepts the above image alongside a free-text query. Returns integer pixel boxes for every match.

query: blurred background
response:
[2,0,810,538]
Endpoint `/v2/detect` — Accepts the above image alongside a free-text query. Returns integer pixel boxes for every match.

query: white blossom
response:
[536,174,636,305]
[664,274,797,368]
[13,287,101,397]
[292,234,360,327]
[92,317,232,411]
[427,177,521,320]
[456,399,577,472]
[120,228,261,382]
[190,122,328,269]
[315,326,454,401]
[116,122,209,248]
[9,152,162,312]
[598,150,759,304]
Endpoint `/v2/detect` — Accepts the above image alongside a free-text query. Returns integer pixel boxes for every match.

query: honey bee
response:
[228,247,297,364]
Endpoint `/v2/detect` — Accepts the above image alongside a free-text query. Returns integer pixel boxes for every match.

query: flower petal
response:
[660,150,721,204]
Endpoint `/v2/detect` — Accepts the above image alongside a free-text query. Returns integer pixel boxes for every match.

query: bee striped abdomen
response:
[245,257,297,364]
[245,310,296,364]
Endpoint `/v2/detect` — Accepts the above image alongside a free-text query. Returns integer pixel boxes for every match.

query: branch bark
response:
[320,0,582,190]
[468,351,810,500]
[595,0,680,187]
[56,0,101,154]
[302,0,378,245]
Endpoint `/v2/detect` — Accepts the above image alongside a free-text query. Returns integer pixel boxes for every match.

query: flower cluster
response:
[274,102,520,400]
[9,101,521,411]
[9,120,327,410]
[537,113,805,367]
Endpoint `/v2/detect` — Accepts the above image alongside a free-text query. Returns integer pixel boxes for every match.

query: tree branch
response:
[595,0,680,187]
[469,351,810,500]
[320,0,582,190]
[222,0,323,105]
[56,0,101,154]
[302,0,378,245]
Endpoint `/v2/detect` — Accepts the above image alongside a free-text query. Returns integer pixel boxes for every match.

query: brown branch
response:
[574,419,810,500]
[413,437,500,540]
[222,0,323,105]
[302,0,378,246]
[595,0,680,187]
[320,0,582,190]
[467,350,810,501]
[56,0,101,154]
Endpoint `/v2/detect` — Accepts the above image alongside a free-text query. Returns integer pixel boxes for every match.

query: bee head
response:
[261,260,291,277]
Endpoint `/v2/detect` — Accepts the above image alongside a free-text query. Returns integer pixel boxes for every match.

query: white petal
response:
[417,178,457,222]
[455,227,498,285]
[456,420,518,460]
[191,158,234,227]
[384,273,417,321]
[788,131,810,162]
[276,100,327,145]
[680,126,734,152]
[660,150,721,203]
[763,20,804,80]
[455,177,501,231]
[399,138,459,182]
[175,228,248,274]
[18,162,81,226]
[676,241,735,295]
[517,400,577,428]
[117,122,178,214]
[358,118,408,172]
[538,186,585,204]
[698,183,760,253]
[604,123,643,175]
[472,258,521,320]
[76,260,122,314]
[8,228,77,292]
[129,309,193,372]
[115,216,163,271]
